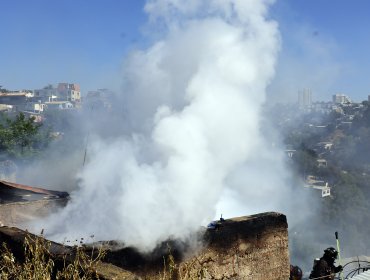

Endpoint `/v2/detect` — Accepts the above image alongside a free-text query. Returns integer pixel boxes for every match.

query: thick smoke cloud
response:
[37,0,292,252]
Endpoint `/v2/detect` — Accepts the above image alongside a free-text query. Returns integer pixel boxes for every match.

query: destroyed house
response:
[0,180,68,204]
[0,180,69,227]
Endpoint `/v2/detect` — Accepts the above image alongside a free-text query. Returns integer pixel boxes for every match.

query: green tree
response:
[0,113,51,159]
[291,146,318,177]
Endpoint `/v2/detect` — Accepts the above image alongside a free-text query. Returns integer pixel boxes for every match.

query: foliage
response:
[0,112,51,159]
[43,110,75,133]
[290,146,318,176]
[0,234,105,280]
[0,235,54,279]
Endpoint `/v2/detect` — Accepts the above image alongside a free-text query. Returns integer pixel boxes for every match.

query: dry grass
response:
[0,234,105,280]
[157,244,209,280]
[0,237,209,280]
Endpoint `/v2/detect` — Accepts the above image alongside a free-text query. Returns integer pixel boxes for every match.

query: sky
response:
[270,0,370,103]
[1,0,370,102]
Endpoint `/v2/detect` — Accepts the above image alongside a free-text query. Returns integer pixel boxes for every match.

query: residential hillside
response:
[268,100,370,269]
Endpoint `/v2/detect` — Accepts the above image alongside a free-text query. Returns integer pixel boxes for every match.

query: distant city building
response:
[34,83,81,104]
[285,149,296,158]
[57,83,81,103]
[84,88,114,111]
[311,101,332,114]
[0,104,13,112]
[0,91,32,106]
[45,101,74,110]
[333,93,351,104]
[0,84,81,115]
[304,175,331,198]
[298,89,312,110]
[22,111,43,122]
[332,105,344,114]
[34,85,57,102]
[317,159,328,168]
[24,101,45,113]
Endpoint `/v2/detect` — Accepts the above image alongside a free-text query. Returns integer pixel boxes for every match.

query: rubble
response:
[0,180,69,227]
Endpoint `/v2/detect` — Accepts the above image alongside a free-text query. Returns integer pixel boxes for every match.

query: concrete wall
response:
[0,199,67,227]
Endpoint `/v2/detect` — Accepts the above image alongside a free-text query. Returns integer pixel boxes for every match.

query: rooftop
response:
[0,180,69,204]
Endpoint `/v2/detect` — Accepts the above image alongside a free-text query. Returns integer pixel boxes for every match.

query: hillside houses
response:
[0,83,81,114]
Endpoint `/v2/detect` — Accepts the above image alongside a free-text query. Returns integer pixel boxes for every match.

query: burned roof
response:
[0,180,69,204]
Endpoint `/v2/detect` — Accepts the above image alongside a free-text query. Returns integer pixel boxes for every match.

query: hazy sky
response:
[270,0,370,103]
[1,0,370,102]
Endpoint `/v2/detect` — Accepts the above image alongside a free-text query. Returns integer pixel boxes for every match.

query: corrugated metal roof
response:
[349,270,370,280]
[0,180,69,200]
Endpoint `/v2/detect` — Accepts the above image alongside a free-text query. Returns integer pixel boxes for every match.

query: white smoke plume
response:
[40,0,286,252]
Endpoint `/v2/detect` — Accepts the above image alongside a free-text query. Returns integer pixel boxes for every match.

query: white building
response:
[333,94,351,104]
[304,175,331,197]
[45,101,74,110]
[298,89,312,110]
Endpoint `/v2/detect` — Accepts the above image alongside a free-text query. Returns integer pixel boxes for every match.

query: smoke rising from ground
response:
[36,0,299,252]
